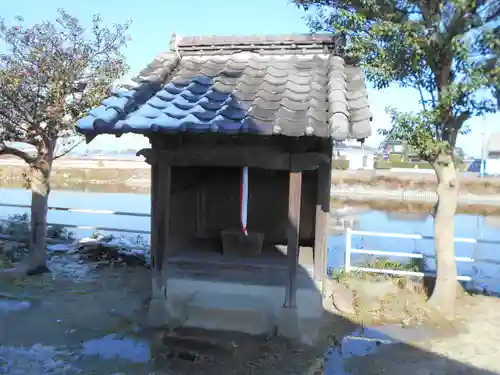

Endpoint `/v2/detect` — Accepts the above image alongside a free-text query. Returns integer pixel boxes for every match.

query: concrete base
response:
[147,297,169,326]
[148,276,327,345]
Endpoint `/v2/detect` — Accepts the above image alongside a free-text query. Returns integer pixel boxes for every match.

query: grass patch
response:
[366,257,421,272]
[0,256,13,269]
[326,257,447,326]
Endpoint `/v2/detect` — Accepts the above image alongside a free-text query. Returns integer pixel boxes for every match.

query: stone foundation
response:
[148,276,327,345]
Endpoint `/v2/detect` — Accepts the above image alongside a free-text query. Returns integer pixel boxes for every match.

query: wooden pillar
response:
[314,139,333,283]
[284,170,302,309]
[150,161,172,299]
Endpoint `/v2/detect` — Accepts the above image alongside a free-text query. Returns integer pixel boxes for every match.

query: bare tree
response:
[0,9,130,275]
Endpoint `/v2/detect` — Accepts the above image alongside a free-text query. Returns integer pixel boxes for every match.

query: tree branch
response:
[454,111,471,130]
[0,143,36,164]
[416,83,428,111]
[54,139,83,160]
[0,88,38,127]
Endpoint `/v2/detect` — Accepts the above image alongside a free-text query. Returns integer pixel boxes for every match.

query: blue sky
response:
[3,0,498,157]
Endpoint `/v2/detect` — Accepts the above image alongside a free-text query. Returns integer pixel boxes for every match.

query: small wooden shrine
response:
[77,34,372,343]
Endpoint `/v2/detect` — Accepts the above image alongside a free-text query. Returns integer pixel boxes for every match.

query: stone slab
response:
[184,293,274,335]
[146,276,327,345]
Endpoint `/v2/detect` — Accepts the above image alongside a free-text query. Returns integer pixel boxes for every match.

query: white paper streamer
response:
[241,167,249,235]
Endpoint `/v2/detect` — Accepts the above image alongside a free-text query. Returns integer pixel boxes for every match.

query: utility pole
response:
[480,131,486,178]
[479,116,488,178]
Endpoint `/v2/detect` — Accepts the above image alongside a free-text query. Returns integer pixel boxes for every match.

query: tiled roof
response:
[76,34,372,141]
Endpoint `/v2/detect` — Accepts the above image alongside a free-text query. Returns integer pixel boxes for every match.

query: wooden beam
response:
[150,161,172,300]
[284,171,302,308]
[138,147,327,171]
[314,139,333,283]
[291,152,330,171]
[137,148,154,165]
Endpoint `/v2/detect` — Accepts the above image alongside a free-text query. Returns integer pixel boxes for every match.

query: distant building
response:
[487,132,500,154]
[378,139,420,161]
[486,132,500,175]
[333,140,377,170]
[467,158,486,173]
[379,139,405,155]
[378,139,465,164]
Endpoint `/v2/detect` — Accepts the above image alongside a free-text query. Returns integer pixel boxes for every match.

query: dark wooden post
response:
[314,139,333,283]
[150,160,172,300]
[284,170,302,309]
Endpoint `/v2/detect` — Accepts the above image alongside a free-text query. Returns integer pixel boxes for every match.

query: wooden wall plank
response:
[314,139,333,283]
[284,171,302,308]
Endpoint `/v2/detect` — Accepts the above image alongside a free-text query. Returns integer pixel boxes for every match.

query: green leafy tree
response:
[0,10,130,275]
[295,0,499,315]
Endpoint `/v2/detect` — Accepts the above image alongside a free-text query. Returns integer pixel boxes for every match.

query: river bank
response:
[2,162,499,193]
[0,165,150,193]
[0,167,500,216]
[331,186,500,208]
[332,170,500,195]
[2,157,500,205]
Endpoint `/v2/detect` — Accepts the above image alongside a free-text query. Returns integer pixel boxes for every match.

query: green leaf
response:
[295,0,499,155]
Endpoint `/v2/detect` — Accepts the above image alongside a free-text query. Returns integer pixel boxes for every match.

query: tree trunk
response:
[26,158,53,276]
[428,152,459,317]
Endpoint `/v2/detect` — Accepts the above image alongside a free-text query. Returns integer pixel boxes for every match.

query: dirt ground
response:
[1,256,500,375]
[326,276,500,375]
[375,295,500,375]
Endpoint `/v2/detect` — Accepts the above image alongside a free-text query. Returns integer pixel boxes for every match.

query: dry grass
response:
[332,198,500,216]
[332,170,500,195]
[335,274,456,330]
[0,165,150,193]
[3,165,499,197]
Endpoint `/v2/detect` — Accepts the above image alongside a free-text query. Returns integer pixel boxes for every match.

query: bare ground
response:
[325,275,500,374]
[337,295,500,375]
[1,256,500,375]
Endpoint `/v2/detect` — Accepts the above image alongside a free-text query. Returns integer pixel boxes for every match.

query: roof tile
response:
[77,34,372,141]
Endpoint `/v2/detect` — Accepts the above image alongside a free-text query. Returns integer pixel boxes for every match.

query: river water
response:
[1,186,500,292]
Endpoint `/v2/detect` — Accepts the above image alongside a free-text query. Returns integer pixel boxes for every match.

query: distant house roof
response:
[334,142,378,153]
[76,34,372,141]
[380,139,404,146]
[487,132,500,153]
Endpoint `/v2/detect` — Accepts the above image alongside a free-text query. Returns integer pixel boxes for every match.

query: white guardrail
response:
[0,202,151,238]
[1,202,498,282]
[345,228,500,282]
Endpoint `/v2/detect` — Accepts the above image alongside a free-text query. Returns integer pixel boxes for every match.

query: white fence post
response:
[345,228,352,273]
[339,229,497,282]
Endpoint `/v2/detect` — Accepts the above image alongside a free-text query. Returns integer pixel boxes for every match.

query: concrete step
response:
[184,292,276,336]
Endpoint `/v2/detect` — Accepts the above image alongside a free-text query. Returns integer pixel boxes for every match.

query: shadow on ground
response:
[0,249,498,375]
